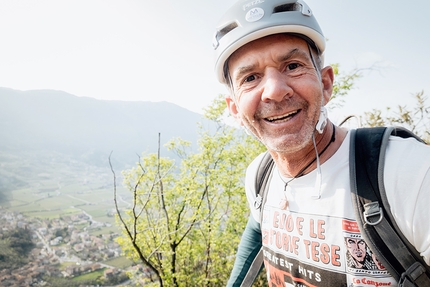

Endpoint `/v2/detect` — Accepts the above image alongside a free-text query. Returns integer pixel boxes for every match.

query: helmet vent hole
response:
[216,22,239,42]
[273,3,300,14]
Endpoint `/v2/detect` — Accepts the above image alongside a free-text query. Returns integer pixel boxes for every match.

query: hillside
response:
[0,87,211,198]
[0,87,208,164]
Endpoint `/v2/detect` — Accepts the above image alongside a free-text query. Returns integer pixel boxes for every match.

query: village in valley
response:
[0,135,160,286]
[0,206,149,286]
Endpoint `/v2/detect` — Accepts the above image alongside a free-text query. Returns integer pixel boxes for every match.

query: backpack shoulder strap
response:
[254,151,275,224]
[240,151,274,287]
[350,127,430,286]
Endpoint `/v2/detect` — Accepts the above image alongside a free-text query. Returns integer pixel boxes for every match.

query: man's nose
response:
[261,69,293,102]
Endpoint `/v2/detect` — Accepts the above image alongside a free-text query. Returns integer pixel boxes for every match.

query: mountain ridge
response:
[0,87,208,168]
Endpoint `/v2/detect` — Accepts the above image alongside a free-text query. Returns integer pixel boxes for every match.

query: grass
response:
[23,209,81,220]
[72,268,106,281]
[59,261,77,269]
[104,256,134,269]
[89,225,119,236]
[6,195,84,217]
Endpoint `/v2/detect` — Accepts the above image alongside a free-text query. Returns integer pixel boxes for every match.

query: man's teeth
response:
[266,111,297,122]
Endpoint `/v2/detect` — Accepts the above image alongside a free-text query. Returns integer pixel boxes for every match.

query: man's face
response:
[226,34,333,154]
[346,238,367,263]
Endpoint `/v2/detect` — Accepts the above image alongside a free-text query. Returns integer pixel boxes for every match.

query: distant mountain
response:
[0,87,210,168]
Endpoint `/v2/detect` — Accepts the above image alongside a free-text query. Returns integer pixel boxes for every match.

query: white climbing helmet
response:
[213,0,326,84]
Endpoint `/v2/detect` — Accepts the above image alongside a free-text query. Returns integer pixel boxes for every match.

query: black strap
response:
[254,151,274,223]
[239,152,274,287]
[350,127,430,286]
[240,248,263,287]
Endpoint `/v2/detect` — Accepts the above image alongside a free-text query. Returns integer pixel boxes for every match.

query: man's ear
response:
[225,95,243,125]
[320,66,335,105]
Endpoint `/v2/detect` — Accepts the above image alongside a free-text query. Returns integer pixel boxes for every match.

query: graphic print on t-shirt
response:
[261,205,396,287]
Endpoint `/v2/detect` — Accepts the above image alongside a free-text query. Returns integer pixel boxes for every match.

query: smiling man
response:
[225,33,340,172]
[213,0,430,286]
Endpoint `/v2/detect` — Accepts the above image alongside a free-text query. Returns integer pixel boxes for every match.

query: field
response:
[0,149,132,225]
[104,256,134,269]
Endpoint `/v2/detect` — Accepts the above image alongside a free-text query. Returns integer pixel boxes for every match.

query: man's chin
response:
[262,135,310,154]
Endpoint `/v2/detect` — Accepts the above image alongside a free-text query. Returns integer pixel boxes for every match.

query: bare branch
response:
[109,152,163,286]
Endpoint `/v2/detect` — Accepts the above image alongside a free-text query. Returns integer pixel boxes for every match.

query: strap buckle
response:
[254,194,262,210]
[399,262,427,287]
[363,202,384,226]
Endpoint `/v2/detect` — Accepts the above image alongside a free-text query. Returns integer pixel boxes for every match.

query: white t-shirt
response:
[245,130,430,287]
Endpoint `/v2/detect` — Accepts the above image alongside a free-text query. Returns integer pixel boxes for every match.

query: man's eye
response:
[244,75,256,83]
[287,63,300,70]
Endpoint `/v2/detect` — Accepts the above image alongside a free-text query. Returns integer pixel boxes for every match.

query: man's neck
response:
[270,122,347,178]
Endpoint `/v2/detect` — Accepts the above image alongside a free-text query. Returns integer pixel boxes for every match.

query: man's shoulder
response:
[386,133,430,161]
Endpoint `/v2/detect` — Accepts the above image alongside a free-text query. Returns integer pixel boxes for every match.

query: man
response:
[212,0,430,286]
[345,237,376,270]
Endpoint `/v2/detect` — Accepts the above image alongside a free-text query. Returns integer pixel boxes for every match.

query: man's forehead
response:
[231,33,309,59]
[229,34,308,62]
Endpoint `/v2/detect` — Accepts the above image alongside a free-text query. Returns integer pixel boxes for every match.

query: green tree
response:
[0,228,35,269]
[111,95,265,286]
[363,91,430,143]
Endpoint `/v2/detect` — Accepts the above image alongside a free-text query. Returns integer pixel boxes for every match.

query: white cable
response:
[312,133,322,199]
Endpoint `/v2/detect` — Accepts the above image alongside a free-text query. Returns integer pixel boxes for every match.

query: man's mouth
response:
[265,110,299,123]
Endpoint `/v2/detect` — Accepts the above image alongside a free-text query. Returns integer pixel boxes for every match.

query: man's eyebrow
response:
[232,64,256,83]
[277,48,308,62]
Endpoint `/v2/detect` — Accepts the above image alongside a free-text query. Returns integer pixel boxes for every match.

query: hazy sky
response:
[1,0,430,121]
